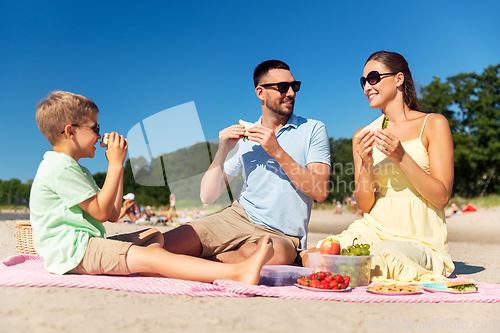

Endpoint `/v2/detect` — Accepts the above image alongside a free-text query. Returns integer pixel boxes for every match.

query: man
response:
[163,60,331,265]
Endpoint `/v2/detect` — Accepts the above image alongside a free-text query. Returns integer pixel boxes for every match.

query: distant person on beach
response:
[118,193,140,223]
[162,60,331,265]
[168,193,178,219]
[29,91,273,284]
[305,51,455,284]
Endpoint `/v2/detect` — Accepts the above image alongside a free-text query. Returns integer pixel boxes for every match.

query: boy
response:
[30,91,273,284]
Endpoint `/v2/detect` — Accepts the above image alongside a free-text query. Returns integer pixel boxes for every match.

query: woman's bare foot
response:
[235,235,274,285]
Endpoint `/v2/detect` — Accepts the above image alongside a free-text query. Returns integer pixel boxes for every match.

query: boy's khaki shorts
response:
[68,233,136,276]
[188,201,300,258]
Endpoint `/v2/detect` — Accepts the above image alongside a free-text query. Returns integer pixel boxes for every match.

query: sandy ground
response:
[1,207,500,332]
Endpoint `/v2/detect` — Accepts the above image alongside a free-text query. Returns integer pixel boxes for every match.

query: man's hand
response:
[246,125,283,158]
[218,125,246,152]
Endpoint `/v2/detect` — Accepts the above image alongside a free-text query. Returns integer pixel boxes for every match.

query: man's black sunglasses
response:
[61,124,100,135]
[260,81,301,94]
[360,71,399,89]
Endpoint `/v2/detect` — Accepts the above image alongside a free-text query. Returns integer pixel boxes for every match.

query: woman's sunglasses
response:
[260,81,301,94]
[360,71,399,89]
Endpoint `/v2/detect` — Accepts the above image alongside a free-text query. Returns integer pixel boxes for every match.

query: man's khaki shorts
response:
[188,201,300,258]
[68,233,136,276]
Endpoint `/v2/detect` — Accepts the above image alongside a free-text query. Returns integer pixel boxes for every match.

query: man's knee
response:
[162,224,202,256]
[266,237,297,265]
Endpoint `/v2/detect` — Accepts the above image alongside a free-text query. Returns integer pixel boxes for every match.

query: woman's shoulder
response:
[421,112,450,130]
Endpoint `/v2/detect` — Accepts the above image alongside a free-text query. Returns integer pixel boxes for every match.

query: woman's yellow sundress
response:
[319,114,454,284]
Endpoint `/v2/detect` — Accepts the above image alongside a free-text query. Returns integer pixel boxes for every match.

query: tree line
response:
[2,64,499,207]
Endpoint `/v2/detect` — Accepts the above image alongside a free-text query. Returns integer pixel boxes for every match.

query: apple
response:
[320,238,340,255]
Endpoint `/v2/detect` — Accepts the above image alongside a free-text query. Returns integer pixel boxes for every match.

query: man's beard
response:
[266,98,294,117]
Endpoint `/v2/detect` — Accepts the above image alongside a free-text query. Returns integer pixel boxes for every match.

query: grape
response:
[351,248,362,256]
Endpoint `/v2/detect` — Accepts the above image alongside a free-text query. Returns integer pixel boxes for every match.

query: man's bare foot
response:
[235,235,274,285]
[297,247,319,267]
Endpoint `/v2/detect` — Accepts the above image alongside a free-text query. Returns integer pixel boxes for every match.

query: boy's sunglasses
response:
[360,71,399,89]
[61,123,100,135]
[260,81,301,94]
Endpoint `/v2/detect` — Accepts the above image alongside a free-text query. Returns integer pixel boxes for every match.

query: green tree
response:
[420,64,500,197]
[328,137,354,202]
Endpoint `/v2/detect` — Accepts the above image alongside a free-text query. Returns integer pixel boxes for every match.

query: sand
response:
[1,207,499,332]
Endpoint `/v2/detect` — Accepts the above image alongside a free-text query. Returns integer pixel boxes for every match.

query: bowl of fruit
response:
[308,238,373,288]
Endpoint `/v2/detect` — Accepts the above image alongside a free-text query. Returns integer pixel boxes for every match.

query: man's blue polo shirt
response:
[223,113,331,248]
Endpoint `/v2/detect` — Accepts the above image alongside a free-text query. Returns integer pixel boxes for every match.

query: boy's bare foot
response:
[235,235,274,285]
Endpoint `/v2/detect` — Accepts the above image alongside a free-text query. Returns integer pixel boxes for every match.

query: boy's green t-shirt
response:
[29,151,107,274]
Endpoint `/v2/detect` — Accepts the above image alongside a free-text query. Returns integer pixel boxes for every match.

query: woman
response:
[317,51,455,284]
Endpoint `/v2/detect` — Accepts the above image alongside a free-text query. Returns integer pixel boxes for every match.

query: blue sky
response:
[1,0,499,183]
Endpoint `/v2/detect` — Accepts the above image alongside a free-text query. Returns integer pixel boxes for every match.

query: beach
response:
[1,207,499,332]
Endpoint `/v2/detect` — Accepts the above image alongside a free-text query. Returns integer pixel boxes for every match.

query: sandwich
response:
[355,115,389,138]
[239,119,255,142]
[100,133,110,148]
[444,279,478,292]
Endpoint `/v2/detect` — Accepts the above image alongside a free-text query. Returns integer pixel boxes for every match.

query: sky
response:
[1,0,499,183]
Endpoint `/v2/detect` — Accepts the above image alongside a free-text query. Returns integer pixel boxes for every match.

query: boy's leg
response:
[126,235,274,284]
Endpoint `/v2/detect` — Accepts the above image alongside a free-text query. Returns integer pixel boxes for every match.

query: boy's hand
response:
[105,132,128,166]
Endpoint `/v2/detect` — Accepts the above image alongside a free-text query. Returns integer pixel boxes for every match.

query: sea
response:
[0,213,30,221]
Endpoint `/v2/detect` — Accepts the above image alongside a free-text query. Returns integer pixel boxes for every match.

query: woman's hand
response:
[355,129,376,165]
[373,129,405,163]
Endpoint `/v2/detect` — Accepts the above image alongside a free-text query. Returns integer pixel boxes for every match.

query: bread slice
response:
[100,133,110,148]
[239,119,255,133]
[444,279,477,292]
[355,115,385,138]
[444,279,475,288]
[239,120,255,141]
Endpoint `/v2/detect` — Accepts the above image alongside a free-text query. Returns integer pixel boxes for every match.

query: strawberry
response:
[310,279,321,289]
[297,277,310,286]
[319,281,331,289]
[330,281,339,290]
[325,274,334,283]
[343,276,350,287]
[334,274,344,284]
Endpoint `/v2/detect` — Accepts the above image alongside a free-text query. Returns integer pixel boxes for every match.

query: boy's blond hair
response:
[36,91,100,146]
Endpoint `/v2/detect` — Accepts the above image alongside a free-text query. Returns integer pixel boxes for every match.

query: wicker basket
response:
[14,220,38,255]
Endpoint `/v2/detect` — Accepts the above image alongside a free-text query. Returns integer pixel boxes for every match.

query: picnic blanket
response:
[2,255,500,303]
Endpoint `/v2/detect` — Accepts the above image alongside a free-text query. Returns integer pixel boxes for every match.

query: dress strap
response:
[419,114,432,139]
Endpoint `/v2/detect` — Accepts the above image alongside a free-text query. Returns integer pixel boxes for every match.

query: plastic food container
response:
[259,265,313,286]
[308,253,373,287]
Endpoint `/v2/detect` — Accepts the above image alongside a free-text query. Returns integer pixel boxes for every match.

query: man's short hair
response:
[36,91,99,146]
[253,60,290,87]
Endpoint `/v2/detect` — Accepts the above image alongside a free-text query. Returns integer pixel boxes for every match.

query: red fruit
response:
[334,274,344,284]
[339,283,346,290]
[330,281,339,290]
[310,279,321,289]
[319,238,341,255]
[309,273,317,280]
[297,278,310,286]
[319,271,327,281]
[343,276,350,287]
[325,274,334,283]
[319,281,330,289]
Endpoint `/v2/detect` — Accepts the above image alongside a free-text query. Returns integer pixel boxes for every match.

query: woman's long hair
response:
[366,51,421,111]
